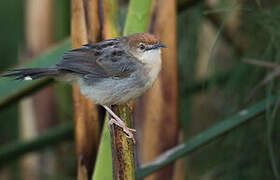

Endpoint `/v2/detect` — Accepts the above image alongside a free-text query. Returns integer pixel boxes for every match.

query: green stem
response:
[0,122,74,168]
[110,105,135,180]
[136,95,278,179]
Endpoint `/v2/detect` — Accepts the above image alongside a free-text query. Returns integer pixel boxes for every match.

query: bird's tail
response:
[2,68,59,80]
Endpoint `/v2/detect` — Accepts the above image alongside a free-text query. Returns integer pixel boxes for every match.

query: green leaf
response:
[0,39,71,109]
[123,0,152,35]
[136,95,278,179]
[92,116,113,180]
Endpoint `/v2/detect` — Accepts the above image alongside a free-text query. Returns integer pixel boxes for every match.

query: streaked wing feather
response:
[56,42,139,80]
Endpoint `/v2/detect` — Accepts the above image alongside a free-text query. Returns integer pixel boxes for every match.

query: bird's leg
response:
[102,105,136,143]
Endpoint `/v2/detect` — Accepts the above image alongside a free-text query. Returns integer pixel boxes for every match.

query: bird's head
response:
[123,33,166,65]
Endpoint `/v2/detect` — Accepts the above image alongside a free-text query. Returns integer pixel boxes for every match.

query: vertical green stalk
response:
[92,0,153,179]
[110,105,135,180]
[123,0,153,35]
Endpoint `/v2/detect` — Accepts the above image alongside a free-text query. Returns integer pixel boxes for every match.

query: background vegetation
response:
[0,0,280,179]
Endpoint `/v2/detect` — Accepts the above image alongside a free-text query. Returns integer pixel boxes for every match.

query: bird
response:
[3,33,166,142]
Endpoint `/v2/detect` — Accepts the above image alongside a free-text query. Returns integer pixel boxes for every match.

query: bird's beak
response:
[147,43,167,50]
[154,43,167,49]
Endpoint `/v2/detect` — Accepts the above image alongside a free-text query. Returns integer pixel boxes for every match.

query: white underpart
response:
[138,49,162,86]
[24,76,33,80]
[138,48,161,65]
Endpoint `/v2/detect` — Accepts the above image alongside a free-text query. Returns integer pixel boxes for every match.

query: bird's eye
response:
[138,43,145,50]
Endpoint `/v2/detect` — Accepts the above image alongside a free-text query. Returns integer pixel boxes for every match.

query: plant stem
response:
[136,95,278,179]
[0,123,73,168]
[110,105,135,180]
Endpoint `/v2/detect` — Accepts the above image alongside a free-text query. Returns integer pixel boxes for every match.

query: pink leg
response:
[102,105,136,143]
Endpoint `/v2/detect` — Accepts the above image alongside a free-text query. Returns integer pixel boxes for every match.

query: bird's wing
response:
[56,42,140,80]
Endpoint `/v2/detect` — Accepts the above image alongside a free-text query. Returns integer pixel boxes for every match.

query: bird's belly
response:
[78,75,148,105]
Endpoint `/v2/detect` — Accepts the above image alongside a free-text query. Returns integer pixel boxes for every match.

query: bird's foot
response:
[102,105,136,143]
[109,118,136,143]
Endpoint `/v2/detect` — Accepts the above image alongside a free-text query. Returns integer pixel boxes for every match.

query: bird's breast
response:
[78,60,161,105]
[141,52,162,89]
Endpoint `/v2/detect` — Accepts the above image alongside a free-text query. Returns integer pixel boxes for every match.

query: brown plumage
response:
[127,33,160,47]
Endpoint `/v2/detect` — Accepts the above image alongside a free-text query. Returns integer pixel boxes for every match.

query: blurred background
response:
[0,0,280,180]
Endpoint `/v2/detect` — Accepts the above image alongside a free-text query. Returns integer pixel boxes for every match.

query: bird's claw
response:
[122,127,136,143]
[109,118,136,143]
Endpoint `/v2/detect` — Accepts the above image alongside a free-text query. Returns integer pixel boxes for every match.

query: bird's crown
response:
[127,33,159,47]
